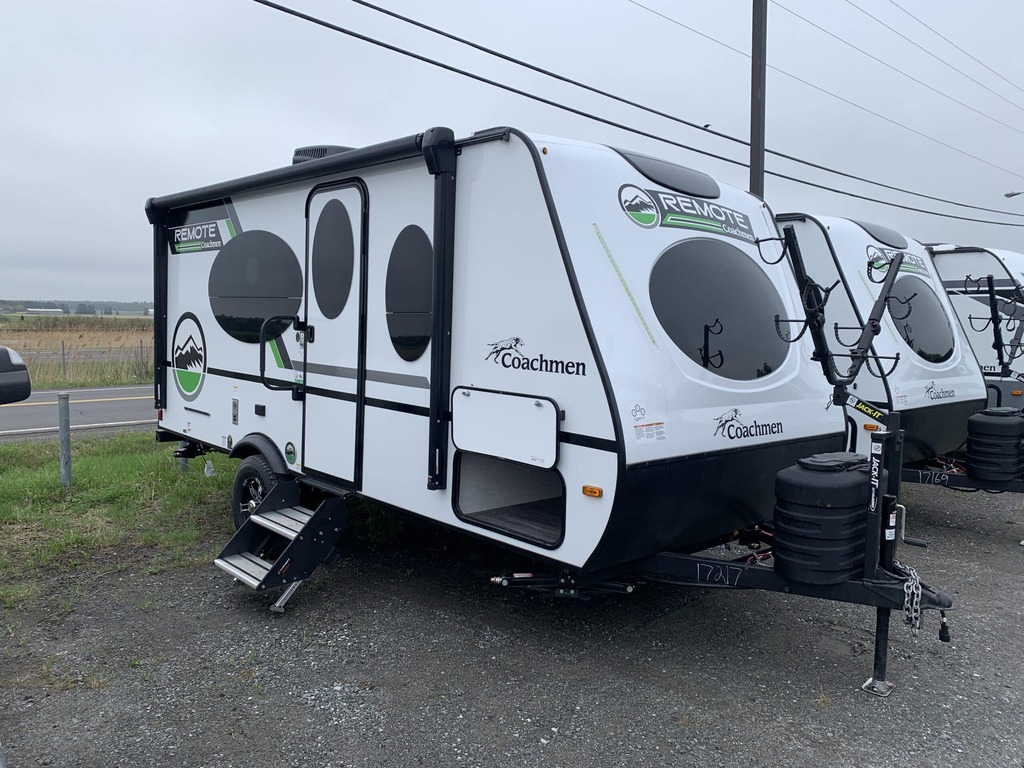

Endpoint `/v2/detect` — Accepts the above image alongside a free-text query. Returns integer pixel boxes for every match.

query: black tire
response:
[231,454,278,530]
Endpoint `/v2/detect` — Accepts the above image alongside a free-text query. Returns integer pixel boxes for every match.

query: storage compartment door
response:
[451,387,559,468]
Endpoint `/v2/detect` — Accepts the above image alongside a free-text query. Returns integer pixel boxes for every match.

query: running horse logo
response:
[485,336,525,363]
[714,408,744,437]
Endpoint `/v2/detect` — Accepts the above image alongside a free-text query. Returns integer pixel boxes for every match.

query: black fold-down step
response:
[214,480,348,594]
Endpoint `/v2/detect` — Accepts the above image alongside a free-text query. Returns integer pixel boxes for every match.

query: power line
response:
[246,0,1024,228]
[843,0,1024,115]
[627,0,1024,183]
[247,0,742,166]
[353,0,1024,220]
[772,0,1024,139]
[886,0,1024,100]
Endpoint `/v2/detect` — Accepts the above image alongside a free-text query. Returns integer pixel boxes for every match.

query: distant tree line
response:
[0,299,153,316]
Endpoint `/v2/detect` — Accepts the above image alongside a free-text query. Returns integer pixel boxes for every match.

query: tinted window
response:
[311,198,355,320]
[614,150,720,199]
[851,220,908,249]
[886,275,955,363]
[208,230,302,343]
[649,238,789,380]
[385,225,433,361]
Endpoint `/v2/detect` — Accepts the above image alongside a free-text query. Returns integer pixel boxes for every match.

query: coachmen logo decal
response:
[618,184,755,243]
[925,381,956,400]
[172,313,207,402]
[486,337,587,376]
[713,408,784,439]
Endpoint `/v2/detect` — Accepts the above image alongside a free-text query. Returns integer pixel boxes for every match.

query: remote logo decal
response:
[619,184,755,242]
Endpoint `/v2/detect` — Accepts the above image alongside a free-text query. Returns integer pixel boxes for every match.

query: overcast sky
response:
[3,0,1023,301]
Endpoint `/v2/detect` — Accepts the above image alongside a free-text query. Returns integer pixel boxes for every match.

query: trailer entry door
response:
[302,185,366,486]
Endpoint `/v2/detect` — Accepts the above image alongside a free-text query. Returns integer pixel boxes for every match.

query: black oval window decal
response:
[649,238,789,380]
[385,225,433,362]
[312,199,355,320]
[208,230,303,343]
[886,275,955,363]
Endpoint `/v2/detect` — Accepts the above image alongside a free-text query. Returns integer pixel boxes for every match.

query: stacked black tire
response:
[773,452,876,585]
[966,407,1024,482]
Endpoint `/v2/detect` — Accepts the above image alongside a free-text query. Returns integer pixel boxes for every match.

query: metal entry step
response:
[216,552,272,589]
[250,505,314,540]
[213,481,348,610]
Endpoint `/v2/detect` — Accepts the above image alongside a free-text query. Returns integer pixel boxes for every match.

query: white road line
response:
[31,385,152,395]
[0,419,156,436]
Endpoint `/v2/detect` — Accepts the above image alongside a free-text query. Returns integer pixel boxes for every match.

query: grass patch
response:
[0,432,234,607]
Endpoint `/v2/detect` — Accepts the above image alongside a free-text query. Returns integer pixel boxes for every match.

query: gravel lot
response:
[1,482,1021,768]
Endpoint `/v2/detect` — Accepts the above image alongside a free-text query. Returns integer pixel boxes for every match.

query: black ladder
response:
[214,480,347,612]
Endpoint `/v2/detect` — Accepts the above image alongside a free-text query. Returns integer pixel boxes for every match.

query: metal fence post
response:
[58,392,72,487]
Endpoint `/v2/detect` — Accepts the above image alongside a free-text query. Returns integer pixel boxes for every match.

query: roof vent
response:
[292,145,354,165]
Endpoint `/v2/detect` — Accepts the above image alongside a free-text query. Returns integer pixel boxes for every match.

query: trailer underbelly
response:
[581,431,845,580]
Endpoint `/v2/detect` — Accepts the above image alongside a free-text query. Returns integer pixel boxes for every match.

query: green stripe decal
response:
[270,338,284,369]
[662,215,724,231]
[225,219,236,238]
[593,223,658,347]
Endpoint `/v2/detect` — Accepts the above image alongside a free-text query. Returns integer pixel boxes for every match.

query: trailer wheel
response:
[231,455,278,530]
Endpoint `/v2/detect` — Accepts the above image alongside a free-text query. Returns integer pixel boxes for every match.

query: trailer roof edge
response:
[146,129,442,217]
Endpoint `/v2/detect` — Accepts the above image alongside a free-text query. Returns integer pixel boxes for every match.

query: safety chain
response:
[892,559,922,636]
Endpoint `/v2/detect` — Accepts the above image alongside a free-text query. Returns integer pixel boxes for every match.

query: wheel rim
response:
[239,475,264,521]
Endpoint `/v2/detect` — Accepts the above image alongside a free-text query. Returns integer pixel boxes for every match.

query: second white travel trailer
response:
[928,244,1024,408]
[775,215,987,463]
[146,127,953,690]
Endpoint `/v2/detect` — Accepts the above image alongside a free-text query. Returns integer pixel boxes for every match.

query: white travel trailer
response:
[146,129,953,692]
[776,215,987,463]
[928,245,1024,408]
[146,127,845,584]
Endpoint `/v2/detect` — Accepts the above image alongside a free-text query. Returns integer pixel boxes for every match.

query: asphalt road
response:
[0,384,155,442]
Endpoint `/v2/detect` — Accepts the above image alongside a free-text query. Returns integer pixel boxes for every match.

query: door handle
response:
[259,315,298,392]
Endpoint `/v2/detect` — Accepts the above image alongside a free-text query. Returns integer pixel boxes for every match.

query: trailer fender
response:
[228,433,289,476]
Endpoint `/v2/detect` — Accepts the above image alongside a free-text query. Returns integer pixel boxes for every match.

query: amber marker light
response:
[582,485,603,498]
[863,423,880,431]
[1012,390,1022,396]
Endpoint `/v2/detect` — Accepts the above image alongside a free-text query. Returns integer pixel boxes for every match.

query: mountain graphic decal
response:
[171,313,207,401]
[618,184,659,228]
[174,335,204,370]
[623,195,656,213]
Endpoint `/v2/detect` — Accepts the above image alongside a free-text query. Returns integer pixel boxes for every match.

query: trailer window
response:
[886,275,955,363]
[311,198,355,320]
[208,230,303,343]
[649,238,788,380]
[385,224,433,361]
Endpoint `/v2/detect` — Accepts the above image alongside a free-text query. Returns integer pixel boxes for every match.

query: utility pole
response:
[749,0,768,198]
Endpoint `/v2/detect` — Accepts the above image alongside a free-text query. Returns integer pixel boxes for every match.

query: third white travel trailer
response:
[775,215,987,463]
[928,244,1024,408]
